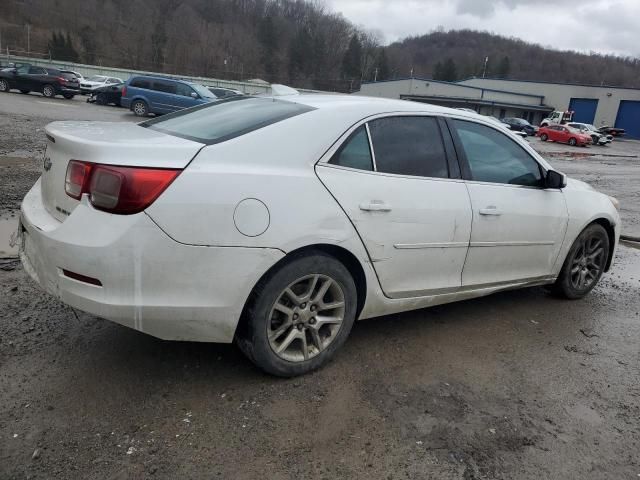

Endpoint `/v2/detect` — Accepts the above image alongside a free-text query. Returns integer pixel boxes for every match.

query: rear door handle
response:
[479,206,503,216]
[359,201,392,212]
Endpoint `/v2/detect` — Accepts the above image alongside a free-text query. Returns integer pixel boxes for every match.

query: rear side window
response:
[152,80,177,94]
[368,116,449,178]
[330,126,373,171]
[143,97,315,145]
[452,120,543,187]
[130,78,151,89]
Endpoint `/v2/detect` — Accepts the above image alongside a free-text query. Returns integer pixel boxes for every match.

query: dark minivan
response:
[120,75,217,116]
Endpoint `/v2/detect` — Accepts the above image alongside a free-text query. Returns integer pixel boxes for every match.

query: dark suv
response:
[0,65,80,99]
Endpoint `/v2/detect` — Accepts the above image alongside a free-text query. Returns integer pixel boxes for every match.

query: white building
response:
[357,77,640,139]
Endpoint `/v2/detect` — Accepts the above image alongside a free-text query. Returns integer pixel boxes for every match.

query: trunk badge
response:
[43,157,52,171]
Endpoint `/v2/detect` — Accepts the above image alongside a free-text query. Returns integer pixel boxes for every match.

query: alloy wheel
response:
[267,274,346,362]
[0,80,8,92]
[133,101,147,116]
[569,234,606,291]
[43,85,55,97]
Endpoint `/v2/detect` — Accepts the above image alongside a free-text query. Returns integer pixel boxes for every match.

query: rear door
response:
[150,80,178,113]
[317,115,472,299]
[448,118,568,286]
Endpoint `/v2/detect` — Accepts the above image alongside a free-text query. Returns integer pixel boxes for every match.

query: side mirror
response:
[190,92,198,99]
[545,170,567,189]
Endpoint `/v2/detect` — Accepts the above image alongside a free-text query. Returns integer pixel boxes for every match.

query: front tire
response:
[568,137,577,146]
[132,99,149,116]
[0,79,9,92]
[552,224,609,299]
[42,84,56,98]
[236,252,358,377]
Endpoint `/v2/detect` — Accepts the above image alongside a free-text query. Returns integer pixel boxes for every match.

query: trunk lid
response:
[41,121,204,222]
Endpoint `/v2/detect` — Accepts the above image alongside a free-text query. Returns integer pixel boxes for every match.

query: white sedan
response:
[19,94,620,376]
[79,75,123,94]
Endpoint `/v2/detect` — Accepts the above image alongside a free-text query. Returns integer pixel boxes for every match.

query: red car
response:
[538,124,592,147]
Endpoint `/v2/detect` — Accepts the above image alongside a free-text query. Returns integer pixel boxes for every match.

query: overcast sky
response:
[324,0,640,58]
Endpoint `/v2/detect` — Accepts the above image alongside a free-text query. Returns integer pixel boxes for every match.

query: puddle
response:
[0,215,19,258]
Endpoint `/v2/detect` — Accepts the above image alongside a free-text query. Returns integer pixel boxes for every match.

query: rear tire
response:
[42,84,56,98]
[132,99,149,116]
[552,224,609,299]
[236,251,357,377]
[20,89,30,94]
[0,79,9,92]
[540,133,548,141]
[96,93,107,105]
[569,137,577,146]
[63,93,74,100]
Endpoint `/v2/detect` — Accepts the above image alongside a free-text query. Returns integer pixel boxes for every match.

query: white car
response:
[19,95,620,376]
[80,75,123,94]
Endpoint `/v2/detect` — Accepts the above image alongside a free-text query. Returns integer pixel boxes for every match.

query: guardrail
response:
[0,54,319,95]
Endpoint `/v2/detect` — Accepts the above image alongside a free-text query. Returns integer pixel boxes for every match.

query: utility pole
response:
[26,24,31,55]
[374,67,378,82]
[482,56,489,78]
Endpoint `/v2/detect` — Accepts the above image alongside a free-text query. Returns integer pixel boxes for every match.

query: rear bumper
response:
[19,178,284,343]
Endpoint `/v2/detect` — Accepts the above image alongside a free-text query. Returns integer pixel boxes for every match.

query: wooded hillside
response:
[2,1,640,91]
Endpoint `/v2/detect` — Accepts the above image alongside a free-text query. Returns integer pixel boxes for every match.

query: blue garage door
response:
[615,100,640,140]
[569,98,599,124]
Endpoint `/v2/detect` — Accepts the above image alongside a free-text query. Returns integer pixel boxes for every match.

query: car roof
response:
[131,74,192,85]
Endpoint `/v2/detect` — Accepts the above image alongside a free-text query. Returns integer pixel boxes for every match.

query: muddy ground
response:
[1,93,639,479]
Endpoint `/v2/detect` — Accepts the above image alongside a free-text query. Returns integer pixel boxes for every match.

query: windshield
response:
[190,83,216,99]
[87,75,107,82]
[143,96,315,144]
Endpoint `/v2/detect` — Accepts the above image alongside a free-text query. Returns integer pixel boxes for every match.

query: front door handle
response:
[359,201,392,212]
[479,206,503,216]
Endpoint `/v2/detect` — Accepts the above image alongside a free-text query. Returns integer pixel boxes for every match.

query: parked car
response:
[598,125,625,137]
[538,124,592,146]
[501,117,538,136]
[483,115,528,138]
[19,95,620,376]
[208,86,244,98]
[567,123,612,146]
[0,65,80,99]
[86,82,124,106]
[80,75,123,94]
[121,75,217,116]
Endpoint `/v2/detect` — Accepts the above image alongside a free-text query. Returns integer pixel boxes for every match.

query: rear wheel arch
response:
[235,244,367,339]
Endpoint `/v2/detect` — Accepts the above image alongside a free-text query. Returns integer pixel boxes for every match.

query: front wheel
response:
[568,137,577,146]
[552,224,609,299]
[0,79,9,92]
[132,99,149,116]
[236,252,357,377]
[42,84,56,98]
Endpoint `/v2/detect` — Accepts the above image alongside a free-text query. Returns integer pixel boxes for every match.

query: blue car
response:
[121,75,217,116]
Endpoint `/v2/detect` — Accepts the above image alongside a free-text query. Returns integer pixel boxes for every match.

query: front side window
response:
[143,96,315,145]
[176,83,195,97]
[330,126,373,171]
[368,116,448,178]
[452,119,543,187]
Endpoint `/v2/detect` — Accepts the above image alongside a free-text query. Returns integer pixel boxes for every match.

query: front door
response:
[448,119,568,286]
[317,115,472,299]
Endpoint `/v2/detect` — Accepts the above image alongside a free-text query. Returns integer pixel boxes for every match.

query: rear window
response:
[142,97,315,145]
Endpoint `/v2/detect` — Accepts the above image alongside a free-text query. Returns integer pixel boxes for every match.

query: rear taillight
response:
[122,85,127,97]
[64,161,181,214]
[56,76,67,83]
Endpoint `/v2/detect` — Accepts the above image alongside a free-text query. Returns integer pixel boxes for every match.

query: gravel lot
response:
[1,93,639,479]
